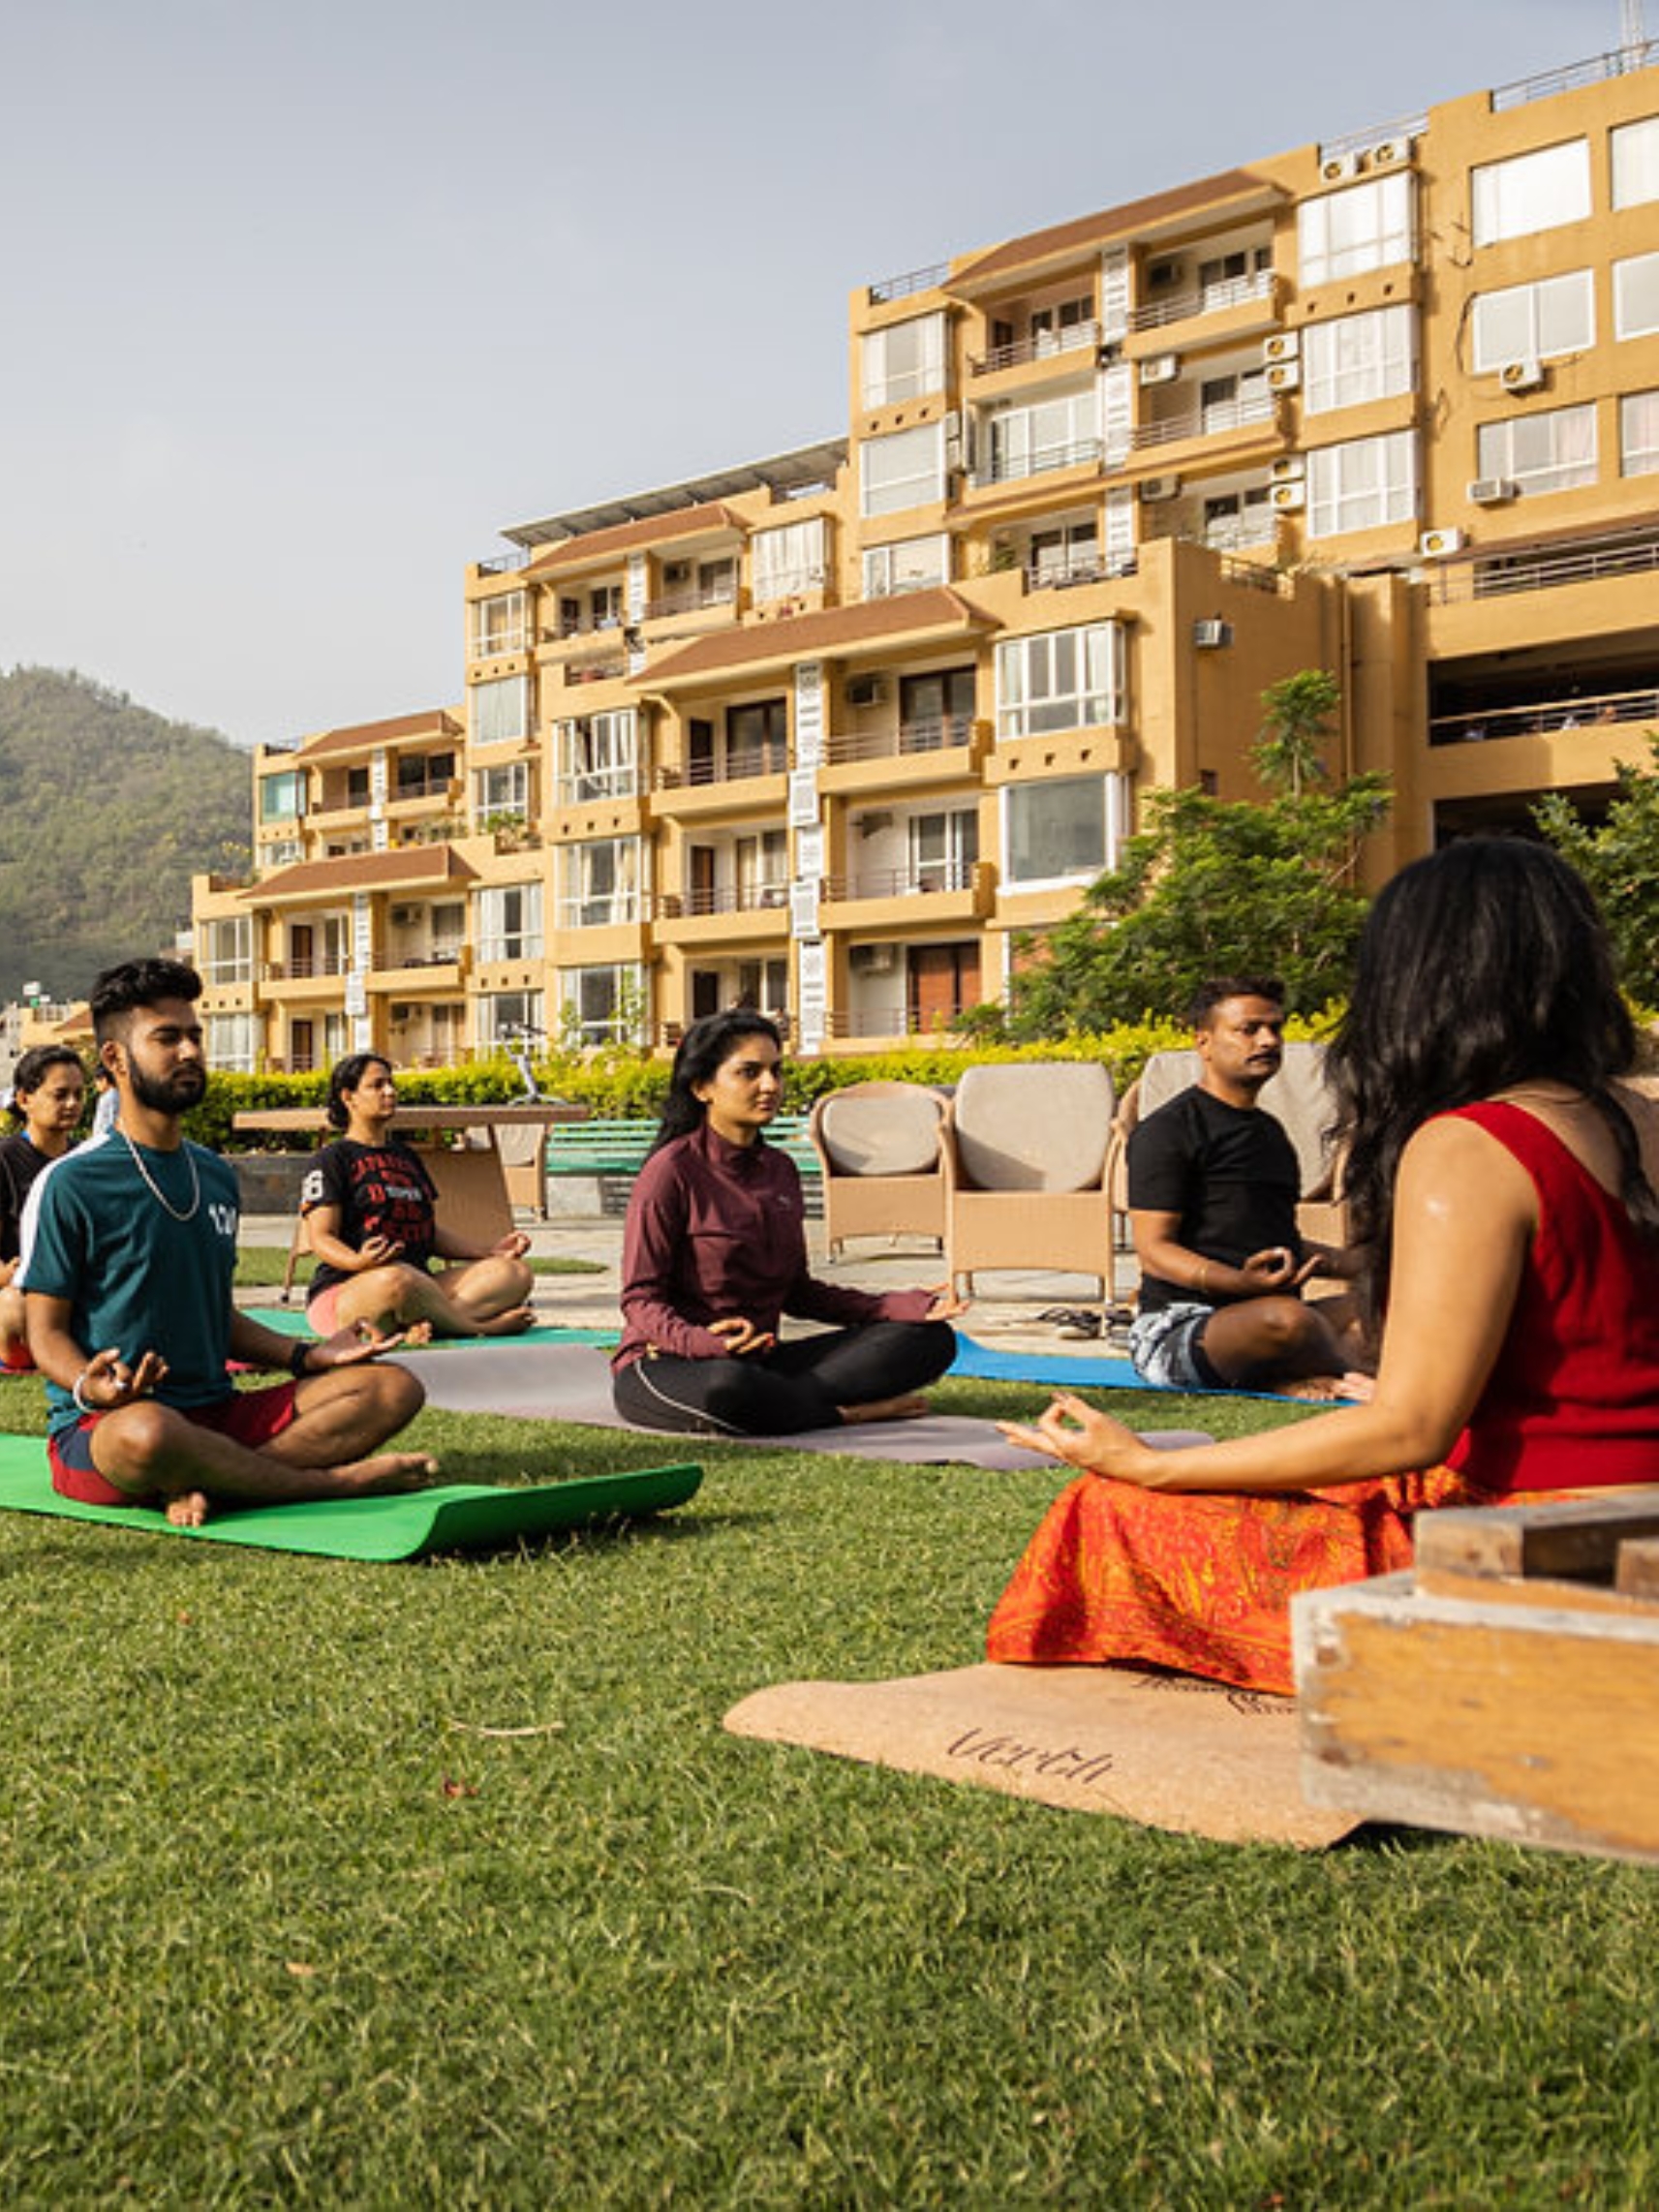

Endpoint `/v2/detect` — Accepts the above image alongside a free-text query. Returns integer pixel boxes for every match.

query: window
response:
[753,517,827,600]
[476,882,544,963]
[559,839,642,928]
[559,582,624,636]
[1614,252,1659,342]
[205,1012,256,1073]
[475,761,529,817]
[1002,775,1121,886]
[428,903,465,961]
[260,770,305,822]
[555,709,637,804]
[995,623,1125,739]
[1622,390,1659,476]
[346,766,371,807]
[1297,173,1413,284]
[470,590,526,658]
[1613,114,1659,209]
[1304,304,1416,413]
[899,665,975,749]
[908,808,978,892]
[862,312,945,407]
[1306,430,1418,537]
[724,699,788,780]
[477,991,544,1050]
[1471,139,1590,247]
[863,534,950,599]
[657,554,736,611]
[1197,368,1271,433]
[396,750,454,799]
[472,674,529,747]
[1029,518,1100,585]
[859,423,946,518]
[560,964,646,1047]
[1477,405,1597,497]
[1202,487,1275,549]
[262,838,302,869]
[1471,270,1594,371]
[200,915,253,986]
[982,390,1099,484]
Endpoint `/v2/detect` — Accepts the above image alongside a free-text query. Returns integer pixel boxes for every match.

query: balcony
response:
[656,748,787,792]
[660,883,789,920]
[824,715,976,767]
[969,437,1103,490]
[826,859,977,903]
[1427,526,1659,606]
[968,322,1101,377]
[559,648,630,687]
[1027,552,1116,592]
[640,581,739,622]
[867,261,949,305]
[1429,683,1659,748]
[1130,389,1275,451]
[1128,268,1275,334]
[266,953,349,981]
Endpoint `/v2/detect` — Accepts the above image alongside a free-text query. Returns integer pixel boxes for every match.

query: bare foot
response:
[1280,1376,1348,1402]
[165,1490,209,1528]
[331,1452,441,1494]
[1336,1370,1375,1402]
[839,1393,930,1426]
[473,1306,536,1337]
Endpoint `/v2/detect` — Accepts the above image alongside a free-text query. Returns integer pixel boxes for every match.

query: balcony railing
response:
[1129,269,1275,333]
[266,954,349,982]
[476,548,533,576]
[1130,391,1275,451]
[1428,526,1659,605]
[640,582,738,621]
[1429,684,1659,749]
[968,322,1101,377]
[1199,513,1278,554]
[1317,108,1430,162]
[656,748,787,790]
[1028,552,1112,591]
[824,715,975,766]
[969,437,1103,489]
[562,650,629,685]
[827,859,977,903]
[384,944,465,969]
[660,883,789,919]
[825,1005,972,1040]
[868,261,949,304]
[544,609,625,641]
[1490,40,1655,112]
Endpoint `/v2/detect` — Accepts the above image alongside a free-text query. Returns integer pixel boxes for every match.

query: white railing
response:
[969,322,1101,376]
[1490,40,1655,111]
[1130,391,1275,449]
[1129,269,1275,333]
[1429,685,1659,747]
[970,436,1103,488]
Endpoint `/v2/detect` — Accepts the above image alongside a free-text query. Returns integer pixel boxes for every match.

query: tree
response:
[968,673,1391,1039]
[1534,731,1659,1009]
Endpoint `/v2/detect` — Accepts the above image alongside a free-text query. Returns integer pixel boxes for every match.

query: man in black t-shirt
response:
[1126,978,1367,1395]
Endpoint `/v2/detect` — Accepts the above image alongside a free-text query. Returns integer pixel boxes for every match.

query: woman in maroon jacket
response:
[612,1010,962,1435]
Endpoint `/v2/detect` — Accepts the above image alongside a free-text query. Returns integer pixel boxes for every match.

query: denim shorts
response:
[1126,1302,1226,1391]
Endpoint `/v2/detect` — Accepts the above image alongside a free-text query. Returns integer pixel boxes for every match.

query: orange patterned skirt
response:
[985,1465,1502,1697]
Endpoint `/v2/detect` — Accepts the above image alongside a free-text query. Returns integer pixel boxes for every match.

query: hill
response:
[0,666,253,1004]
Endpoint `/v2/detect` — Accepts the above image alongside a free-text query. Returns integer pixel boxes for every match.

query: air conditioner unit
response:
[1271,480,1306,511]
[1139,353,1181,385]
[850,942,900,975]
[1419,527,1466,559]
[1468,476,1521,506]
[845,674,888,709]
[1369,137,1413,169]
[389,904,418,925]
[1499,357,1546,394]
[1267,360,1301,393]
[1139,475,1181,503]
[1192,619,1234,649]
[1262,331,1301,365]
[1320,151,1363,184]
[1270,453,1306,483]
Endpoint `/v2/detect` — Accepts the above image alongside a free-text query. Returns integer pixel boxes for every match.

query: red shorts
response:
[2,1340,34,1374]
[48,1383,300,1507]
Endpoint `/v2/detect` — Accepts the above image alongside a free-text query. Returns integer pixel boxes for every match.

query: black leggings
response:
[611,1321,957,1436]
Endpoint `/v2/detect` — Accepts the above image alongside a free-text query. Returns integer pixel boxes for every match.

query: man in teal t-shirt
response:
[24,957,435,1524]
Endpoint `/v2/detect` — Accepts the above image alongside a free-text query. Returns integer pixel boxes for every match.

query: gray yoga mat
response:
[391,1342,1210,1469]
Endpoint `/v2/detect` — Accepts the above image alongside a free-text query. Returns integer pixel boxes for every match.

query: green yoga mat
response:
[246,1308,616,1349]
[0,1435,700,1562]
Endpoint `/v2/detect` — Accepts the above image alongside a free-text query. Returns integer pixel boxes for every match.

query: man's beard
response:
[127,1061,206,1116]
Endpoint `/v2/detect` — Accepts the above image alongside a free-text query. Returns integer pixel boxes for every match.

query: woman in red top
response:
[613,1010,962,1434]
[990,840,1659,1693]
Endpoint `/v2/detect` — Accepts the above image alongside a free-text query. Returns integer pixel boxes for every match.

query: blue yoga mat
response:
[947,1334,1311,1403]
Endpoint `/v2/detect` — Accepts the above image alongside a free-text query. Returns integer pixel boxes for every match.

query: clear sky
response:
[0,0,1629,749]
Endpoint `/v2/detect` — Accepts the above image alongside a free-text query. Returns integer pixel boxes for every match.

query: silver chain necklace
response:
[122,1130,200,1223]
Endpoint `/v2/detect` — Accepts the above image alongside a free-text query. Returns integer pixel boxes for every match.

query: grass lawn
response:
[0,1364,1655,2206]
[232,1245,606,1288]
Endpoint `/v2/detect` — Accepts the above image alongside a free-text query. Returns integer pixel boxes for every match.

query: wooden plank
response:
[1412,1492,1659,1583]
[1413,1562,1659,1618]
[1617,1537,1659,1603]
[1293,1573,1659,1863]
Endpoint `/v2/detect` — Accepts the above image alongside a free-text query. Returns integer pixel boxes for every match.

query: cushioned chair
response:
[941,1061,1117,1302]
[809,1082,947,1259]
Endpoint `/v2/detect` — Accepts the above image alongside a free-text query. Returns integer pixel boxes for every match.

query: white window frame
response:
[260,769,305,823]
[1306,430,1419,538]
[470,589,527,659]
[1001,775,1124,890]
[1477,405,1598,498]
[476,881,544,964]
[1613,114,1659,210]
[753,517,828,600]
[1622,390,1659,477]
[555,709,638,805]
[1614,252,1659,343]
[861,312,946,407]
[472,673,529,747]
[1302,304,1417,415]
[859,422,946,519]
[1470,270,1594,372]
[201,914,253,986]
[559,963,648,1048]
[862,534,950,599]
[558,838,643,929]
[476,990,545,1051]
[1471,139,1591,247]
[205,1011,256,1073]
[995,622,1125,740]
[907,807,979,892]
[983,389,1099,484]
[474,761,529,818]
[1297,173,1414,285]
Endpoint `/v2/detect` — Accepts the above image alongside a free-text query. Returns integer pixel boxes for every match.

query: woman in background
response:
[613,1009,962,1434]
[990,840,1659,1694]
[0,1046,86,1372]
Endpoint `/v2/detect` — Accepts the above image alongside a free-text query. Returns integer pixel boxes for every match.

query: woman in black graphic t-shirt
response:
[301,1055,535,1339]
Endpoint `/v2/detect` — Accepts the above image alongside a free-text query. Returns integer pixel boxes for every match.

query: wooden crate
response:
[1293,1491,1659,1864]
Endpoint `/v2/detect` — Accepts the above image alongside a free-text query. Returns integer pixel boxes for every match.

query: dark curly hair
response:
[7,1045,85,1121]
[325,1053,394,1131]
[650,1010,783,1154]
[89,958,201,1046]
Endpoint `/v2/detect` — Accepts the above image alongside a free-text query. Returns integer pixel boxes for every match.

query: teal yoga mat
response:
[246,1307,616,1349]
[0,1435,700,1561]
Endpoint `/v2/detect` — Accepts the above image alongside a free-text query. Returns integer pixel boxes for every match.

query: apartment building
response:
[194,38,1659,1069]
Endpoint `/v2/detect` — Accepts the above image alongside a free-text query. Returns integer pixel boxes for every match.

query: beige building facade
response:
[195,41,1659,1069]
